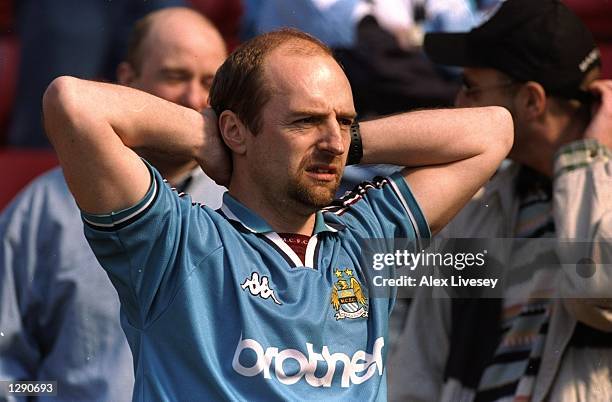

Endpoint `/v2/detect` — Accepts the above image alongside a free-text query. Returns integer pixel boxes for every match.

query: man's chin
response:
[291,182,338,209]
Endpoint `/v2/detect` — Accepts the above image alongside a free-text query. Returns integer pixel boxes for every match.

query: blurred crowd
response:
[0,0,508,210]
[1,0,611,401]
[0,1,609,188]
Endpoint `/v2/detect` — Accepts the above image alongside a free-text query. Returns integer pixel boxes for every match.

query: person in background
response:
[7,0,186,148]
[0,8,227,401]
[241,0,484,48]
[388,1,612,401]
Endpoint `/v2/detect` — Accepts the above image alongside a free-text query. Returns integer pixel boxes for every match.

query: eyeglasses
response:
[459,79,518,98]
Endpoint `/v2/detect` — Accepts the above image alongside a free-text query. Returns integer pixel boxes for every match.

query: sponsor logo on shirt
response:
[232,336,384,388]
[241,272,282,305]
[331,268,368,320]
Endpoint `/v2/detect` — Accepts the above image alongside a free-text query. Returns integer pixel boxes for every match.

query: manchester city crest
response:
[331,268,368,320]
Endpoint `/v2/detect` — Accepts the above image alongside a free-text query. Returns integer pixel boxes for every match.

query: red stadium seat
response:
[0,36,20,144]
[0,148,58,211]
[187,0,243,51]
[0,0,19,145]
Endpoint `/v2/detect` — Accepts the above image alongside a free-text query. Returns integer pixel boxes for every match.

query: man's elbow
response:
[42,76,81,143]
[485,106,514,158]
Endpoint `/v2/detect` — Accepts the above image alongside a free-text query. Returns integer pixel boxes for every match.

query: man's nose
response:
[181,81,208,111]
[318,121,346,156]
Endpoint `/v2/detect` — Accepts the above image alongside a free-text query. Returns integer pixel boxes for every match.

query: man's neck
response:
[513,118,586,178]
[513,152,554,178]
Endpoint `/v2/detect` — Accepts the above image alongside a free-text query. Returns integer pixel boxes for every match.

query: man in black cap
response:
[388,0,612,401]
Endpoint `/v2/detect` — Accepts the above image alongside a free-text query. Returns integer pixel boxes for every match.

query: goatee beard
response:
[289,180,337,209]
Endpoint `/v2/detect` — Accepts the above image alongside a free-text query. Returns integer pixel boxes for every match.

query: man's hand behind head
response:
[584,80,612,150]
[199,108,232,187]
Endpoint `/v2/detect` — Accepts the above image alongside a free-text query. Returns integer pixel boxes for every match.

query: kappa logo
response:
[241,272,282,305]
[331,268,368,320]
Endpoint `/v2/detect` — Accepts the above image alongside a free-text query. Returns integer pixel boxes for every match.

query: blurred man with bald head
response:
[0,8,226,401]
[120,7,226,111]
[117,7,227,193]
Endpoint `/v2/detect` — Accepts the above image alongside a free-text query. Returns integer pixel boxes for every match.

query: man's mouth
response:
[305,164,338,182]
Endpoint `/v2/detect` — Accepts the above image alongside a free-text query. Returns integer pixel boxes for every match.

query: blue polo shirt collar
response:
[221,193,343,235]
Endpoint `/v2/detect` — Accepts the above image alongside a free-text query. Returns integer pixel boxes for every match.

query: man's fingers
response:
[588,79,612,101]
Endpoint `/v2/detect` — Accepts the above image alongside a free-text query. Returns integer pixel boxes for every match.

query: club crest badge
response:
[331,268,368,320]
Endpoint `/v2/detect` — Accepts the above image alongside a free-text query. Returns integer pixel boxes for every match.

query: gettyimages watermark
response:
[360,238,612,299]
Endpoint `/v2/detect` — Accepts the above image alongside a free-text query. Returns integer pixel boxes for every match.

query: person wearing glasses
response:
[388,1,612,401]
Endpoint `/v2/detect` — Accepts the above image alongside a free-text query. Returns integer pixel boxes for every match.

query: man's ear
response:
[515,81,547,121]
[219,110,248,155]
[116,62,136,86]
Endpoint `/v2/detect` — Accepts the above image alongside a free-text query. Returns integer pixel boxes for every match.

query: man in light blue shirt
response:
[43,28,513,400]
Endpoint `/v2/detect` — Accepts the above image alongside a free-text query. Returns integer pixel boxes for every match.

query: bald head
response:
[125,7,226,74]
[117,7,228,179]
[210,28,333,135]
[118,7,227,113]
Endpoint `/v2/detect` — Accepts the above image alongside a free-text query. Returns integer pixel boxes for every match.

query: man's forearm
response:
[359,106,513,167]
[356,106,513,235]
[44,76,205,159]
[43,76,207,213]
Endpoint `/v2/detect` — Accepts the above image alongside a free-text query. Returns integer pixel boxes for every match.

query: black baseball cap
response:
[424,0,601,100]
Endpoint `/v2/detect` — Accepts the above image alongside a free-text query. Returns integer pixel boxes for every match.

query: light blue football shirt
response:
[82,163,429,401]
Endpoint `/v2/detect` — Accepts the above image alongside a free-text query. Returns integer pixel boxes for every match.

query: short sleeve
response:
[82,162,222,328]
[330,172,430,242]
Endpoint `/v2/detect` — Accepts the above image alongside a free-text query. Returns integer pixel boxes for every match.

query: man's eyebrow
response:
[288,109,357,120]
[338,112,357,120]
[159,67,191,76]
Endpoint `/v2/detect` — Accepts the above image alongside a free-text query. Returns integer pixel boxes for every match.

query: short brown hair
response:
[209,28,333,134]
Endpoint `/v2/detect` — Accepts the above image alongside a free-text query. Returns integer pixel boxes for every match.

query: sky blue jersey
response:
[82,163,429,401]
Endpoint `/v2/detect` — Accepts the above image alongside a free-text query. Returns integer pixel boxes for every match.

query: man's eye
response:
[202,77,214,90]
[296,117,318,125]
[163,72,189,82]
[338,118,353,127]
[460,75,475,88]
